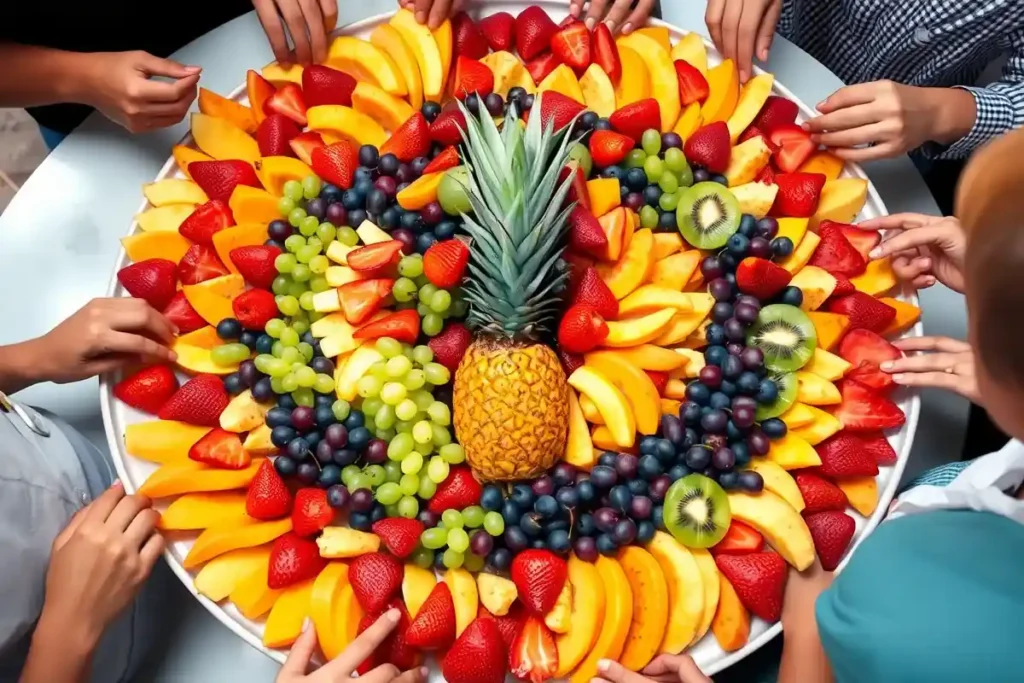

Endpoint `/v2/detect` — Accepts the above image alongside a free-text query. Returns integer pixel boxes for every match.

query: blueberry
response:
[626,167,648,191]
[480,485,504,512]
[756,379,779,404]
[318,464,342,488]
[346,209,366,227]
[761,417,788,439]
[311,357,335,375]
[435,220,457,240]
[348,426,371,451]
[620,183,631,199]
[779,286,804,307]
[488,547,512,571]
[343,411,365,430]
[555,487,580,508]
[718,471,740,490]
[379,207,400,230]
[378,153,400,176]
[653,505,665,530]
[738,470,765,492]
[507,86,528,103]
[327,484,350,509]
[601,165,624,180]
[359,145,380,168]
[638,454,662,480]
[643,184,663,206]
[266,407,292,429]
[333,448,358,467]
[722,355,744,380]
[704,345,729,367]
[627,479,648,496]
[738,214,757,237]
[502,500,523,526]
[727,233,750,256]
[576,480,596,503]
[667,464,691,481]
[655,439,676,463]
[709,392,732,410]
[270,426,297,448]
[598,452,618,468]
[732,442,751,466]
[636,520,656,544]
[720,379,738,397]
[547,529,571,554]
[286,437,310,460]
[593,118,613,131]
[504,527,529,553]
[464,93,481,115]
[737,371,761,394]
[596,533,618,556]
[416,232,438,253]
[221,373,244,395]
[274,456,297,478]
[608,485,633,513]
[579,110,600,129]
[255,334,274,354]
[520,513,544,537]
[613,519,637,545]
[590,465,618,489]
[692,168,710,183]
[711,174,728,186]
[296,462,319,485]
[639,436,658,455]
[349,511,372,532]
[685,445,712,470]
[685,383,711,405]
[534,495,559,518]
[771,236,795,258]
[706,324,727,346]
[421,101,442,123]
[719,252,739,272]
[264,239,286,251]
[659,211,679,231]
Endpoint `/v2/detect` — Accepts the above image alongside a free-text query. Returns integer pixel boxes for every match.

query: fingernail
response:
[598,660,612,672]
[301,617,312,633]
[585,18,597,30]
[168,351,178,362]
[419,667,429,678]
[112,479,123,489]
[892,374,905,383]
[620,22,633,34]
[925,277,935,285]
[880,361,894,371]
[386,607,401,622]
[739,69,748,82]
[869,247,882,259]
[801,122,811,131]
[816,100,826,110]
[185,65,201,73]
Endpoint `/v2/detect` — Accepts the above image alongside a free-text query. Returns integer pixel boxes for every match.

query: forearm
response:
[0,43,96,108]
[0,340,46,395]
[778,569,834,683]
[925,87,978,147]
[19,611,97,683]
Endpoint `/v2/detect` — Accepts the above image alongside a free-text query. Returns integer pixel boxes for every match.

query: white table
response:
[0,1,967,680]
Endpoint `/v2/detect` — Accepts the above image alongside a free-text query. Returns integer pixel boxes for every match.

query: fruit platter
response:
[100,2,922,678]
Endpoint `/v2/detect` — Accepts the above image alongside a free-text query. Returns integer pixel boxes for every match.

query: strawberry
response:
[117,258,177,310]
[264,83,307,126]
[558,348,584,376]
[751,96,799,135]
[794,472,848,514]
[711,520,763,555]
[452,56,495,98]
[675,59,710,105]
[442,620,507,683]
[354,309,421,344]
[189,428,249,469]
[339,278,394,325]
[246,459,293,520]
[428,465,483,514]
[810,222,867,277]
[754,164,776,185]
[407,582,457,649]
[515,5,558,61]
[509,616,559,683]
[372,517,424,558]
[714,552,787,622]
[423,146,461,175]
[302,64,357,107]
[558,163,591,211]
[526,91,585,132]
[860,431,897,466]
[424,239,470,288]
[255,113,301,157]
[826,292,896,333]
[349,551,404,612]
[246,70,276,124]
[178,244,228,285]
[452,12,489,59]
[486,602,525,649]
[739,125,778,153]
[380,113,431,162]
[159,374,229,427]
[232,289,278,330]
[229,245,281,290]
[428,322,472,372]
[289,131,326,166]
[830,221,881,260]
[831,274,856,298]
[769,123,815,173]
[347,240,404,277]
[268,532,327,589]
[832,378,906,432]
[189,161,261,203]
[683,121,731,173]
[384,602,421,670]
[113,365,178,415]
[557,304,608,353]
[524,52,561,86]
[592,24,621,82]
[771,172,826,218]
[179,199,235,244]
[814,433,880,478]
[559,15,583,28]
[479,12,515,52]
[571,266,618,319]
[311,140,359,190]
[646,370,668,395]
[292,488,333,537]
[804,510,856,571]
[551,23,591,74]
[510,549,567,615]
[588,129,635,167]
[609,99,661,143]
[838,328,902,391]
[735,257,792,299]
[162,292,206,334]
[567,207,609,259]
[429,106,468,146]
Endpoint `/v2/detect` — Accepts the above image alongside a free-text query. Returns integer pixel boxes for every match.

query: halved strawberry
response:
[814,432,879,478]
[311,140,359,190]
[754,164,776,185]
[515,5,558,61]
[479,12,515,52]
[805,510,855,571]
[113,365,178,415]
[551,23,591,74]
[452,12,489,59]
[423,146,461,175]
[162,291,207,334]
[570,266,618,321]
[736,257,792,300]
[838,328,902,391]
[558,304,608,353]
[811,222,867,277]
[830,221,881,260]
[827,292,896,333]
[769,123,816,173]
[751,96,799,135]
[592,24,621,82]
[229,244,281,290]
[189,428,250,469]
[588,129,634,167]
[354,309,421,344]
[684,121,731,173]
[233,289,279,330]
[381,113,431,163]
[524,52,561,87]
[510,617,559,683]
[567,208,609,261]
[302,64,357,107]
[524,91,586,132]
[289,131,326,166]
[830,274,856,298]
[558,163,591,211]
[339,278,395,324]
[264,83,307,126]
[159,374,229,427]
[246,70,276,124]
[675,59,710,105]
[739,125,779,153]
[189,161,261,203]
[292,488,334,537]
[117,259,177,310]
[793,472,848,514]
[860,431,898,466]
[711,520,764,555]
[609,98,661,143]
[832,378,906,432]
[178,244,229,285]
[424,239,470,288]
[429,106,468,146]
[256,113,301,157]
[451,56,495,98]
[347,240,404,277]
[770,172,825,218]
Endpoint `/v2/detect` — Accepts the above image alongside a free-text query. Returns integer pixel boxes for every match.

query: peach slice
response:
[231,563,284,620]
[397,172,444,211]
[689,548,720,645]
[795,371,841,405]
[352,82,416,133]
[190,113,261,163]
[799,151,844,181]
[618,32,680,130]
[652,232,683,259]
[264,578,316,648]
[596,228,656,299]
[789,265,837,311]
[403,564,437,618]
[125,420,210,463]
[776,217,809,246]
[538,64,586,105]
[588,180,623,225]
[730,182,778,218]
[591,426,633,453]
[614,45,650,109]
[778,230,820,274]
[723,136,771,186]
[370,25,424,110]
[618,546,669,670]
[443,568,479,637]
[135,204,197,233]
[198,87,257,134]
[256,156,315,197]
[194,545,271,602]
[807,310,850,351]
[229,185,280,225]
[728,490,815,570]
[431,18,453,94]
[837,477,879,517]
[579,63,617,118]
[183,273,246,327]
[555,554,605,676]
[780,402,816,430]
[261,62,304,86]
[619,286,703,317]
[584,351,661,436]
[139,458,264,499]
[143,179,208,207]
[767,432,822,470]
[652,296,715,346]
[173,145,213,179]
[725,73,774,143]
[158,491,251,531]
[789,404,843,445]
[307,105,387,148]
[850,257,898,296]
[333,583,365,649]
[603,309,677,348]
[660,398,682,415]
[603,345,688,372]
[662,379,687,400]
[745,458,805,512]
[879,297,921,337]
[568,366,637,448]
[565,391,597,469]
[569,556,633,683]
[185,516,292,569]
[804,348,851,382]
[122,231,192,264]
[481,51,535,98]
[311,562,351,660]
[711,575,750,652]
[212,224,270,275]
[701,59,739,124]
[809,178,869,231]
[647,531,705,654]
[389,9,444,100]
[671,33,708,75]
[672,101,703,141]
[326,37,407,96]
[175,326,222,352]
[649,250,701,291]
[220,389,269,433]
[580,393,604,424]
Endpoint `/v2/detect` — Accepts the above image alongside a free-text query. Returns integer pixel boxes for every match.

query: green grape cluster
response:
[415,506,506,570]
[210,343,252,367]
[340,461,422,520]
[254,318,335,407]
[624,133,696,231]
[391,254,470,335]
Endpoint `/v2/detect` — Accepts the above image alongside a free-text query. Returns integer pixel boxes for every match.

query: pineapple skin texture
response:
[453,338,570,481]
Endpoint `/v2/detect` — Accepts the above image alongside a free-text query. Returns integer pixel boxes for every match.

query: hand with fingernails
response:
[704,0,783,83]
[399,0,465,30]
[276,608,428,683]
[590,654,712,683]
[858,213,966,293]
[882,337,979,403]
[569,0,658,35]
[253,0,338,65]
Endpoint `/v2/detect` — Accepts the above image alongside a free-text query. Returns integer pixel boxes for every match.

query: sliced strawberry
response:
[189,428,249,469]
[255,113,301,157]
[567,207,609,260]
[769,123,816,173]
[711,520,764,555]
[311,140,359,190]
[451,56,495,98]
[838,328,902,391]
[831,275,856,298]
[429,106,468,147]
[684,121,731,173]
[406,582,457,650]
[159,374,229,427]
[551,23,591,74]
[189,161,261,203]
[860,431,898,466]
[229,245,281,290]
[510,549,567,615]
[428,466,483,514]
[162,291,206,334]
[246,459,293,520]
[263,83,307,126]
[735,257,792,300]
[178,199,235,245]
[289,131,326,166]
[117,258,177,310]
[515,5,558,61]
[292,488,334,537]
[339,278,395,325]
[525,91,586,132]
[452,12,489,59]
[770,172,826,218]
[232,289,279,330]
[810,222,867,277]
[557,304,608,353]
[793,472,848,514]
[609,98,661,143]
[302,64,357,107]
[739,125,779,153]
[804,510,855,571]
[479,12,515,52]
[751,96,799,135]
[588,129,635,167]
[826,292,896,333]
[830,221,881,260]
[381,113,431,163]
[353,309,421,344]
[559,163,591,211]
[423,146,461,175]
[246,70,276,125]
[510,617,559,683]
[524,52,561,86]
[347,240,404,277]
[832,378,906,432]
[113,365,178,415]
[424,239,470,288]
[675,59,710,105]
[269,532,327,589]
[592,23,621,82]
[754,164,776,185]
[178,244,229,285]
[372,517,425,559]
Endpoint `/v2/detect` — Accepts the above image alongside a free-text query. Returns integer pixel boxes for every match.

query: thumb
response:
[137,53,201,78]
[279,619,318,676]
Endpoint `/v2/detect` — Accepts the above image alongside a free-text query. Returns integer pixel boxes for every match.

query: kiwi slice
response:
[755,371,798,421]
[746,304,818,373]
[676,182,741,249]
[663,474,731,548]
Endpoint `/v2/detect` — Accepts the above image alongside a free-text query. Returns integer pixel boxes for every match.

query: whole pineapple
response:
[452,98,576,481]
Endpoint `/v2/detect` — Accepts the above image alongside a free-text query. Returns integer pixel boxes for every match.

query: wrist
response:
[0,338,50,394]
[927,87,977,145]
[57,51,102,106]
[34,605,99,664]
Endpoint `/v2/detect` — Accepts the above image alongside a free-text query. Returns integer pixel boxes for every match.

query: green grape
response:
[397,256,423,279]
[297,342,315,362]
[376,427,396,442]
[309,255,330,275]
[276,295,299,317]
[368,361,388,381]
[483,511,505,536]
[265,319,287,338]
[375,481,402,505]
[331,399,351,421]
[401,343,415,358]
[279,346,301,365]
[402,369,426,391]
[277,196,297,216]
[426,456,450,484]
[295,366,317,388]
[625,149,648,169]
[270,376,286,394]
[418,283,438,304]
[348,473,372,491]
[306,235,323,252]
[338,227,360,246]
[302,175,321,199]
[288,207,308,227]
[659,171,679,194]
[417,303,431,318]
[429,290,451,313]
[280,327,300,347]
[411,345,433,366]
[641,129,662,156]
[412,420,433,445]
[375,404,396,430]
[341,465,361,486]
[442,549,464,569]
[427,401,451,426]
[287,281,308,298]
[395,420,414,434]
[410,546,434,569]
[439,443,466,464]
[314,374,335,394]
[275,253,296,274]
[292,388,315,407]
[296,245,319,263]
[365,464,386,487]
[431,424,451,447]
[411,390,434,412]
[463,553,485,572]
[254,354,275,373]
[384,503,401,518]
[462,506,484,528]
[659,191,680,212]
[271,341,286,358]
[358,375,382,399]
[292,319,310,336]
[447,528,470,553]
[664,147,687,173]
[421,314,443,337]
[395,399,418,422]
[644,155,665,182]
[362,398,384,421]
[418,476,437,499]
[283,180,304,201]
[316,222,336,243]
[397,496,419,519]
[677,162,694,188]
[451,299,469,318]
[384,461,403,483]
[284,234,305,253]
[399,473,419,496]
[271,276,291,296]
[421,527,448,550]
[392,277,418,303]
[385,354,412,378]
[280,373,299,393]
[640,205,660,229]
[299,216,320,237]
[211,344,241,366]
[423,363,450,385]
[403,451,425,474]
[388,432,414,460]
[442,509,464,529]
[292,264,312,282]
[310,275,331,293]
[381,382,408,406]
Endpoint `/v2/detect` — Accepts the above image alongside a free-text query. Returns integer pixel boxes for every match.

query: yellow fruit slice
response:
[555,554,605,677]
[605,309,677,347]
[614,46,650,108]
[143,178,208,207]
[256,156,315,197]
[125,420,210,464]
[671,33,708,74]
[647,531,705,654]
[728,490,815,569]
[194,545,270,602]
[689,548,719,645]
[326,37,407,96]
[565,390,597,469]
[389,9,444,99]
[617,32,680,130]
[370,24,424,110]
[310,562,351,660]
[135,204,196,233]
[158,492,250,531]
[568,366,637,448]
[190,113,260,163]
[618,546,669,670]
[584,351,661,436]
[403,564,437,618]
[264,578,316,648]
[569,555,633,683]
[184,516,292,569]
[443,568,478,637]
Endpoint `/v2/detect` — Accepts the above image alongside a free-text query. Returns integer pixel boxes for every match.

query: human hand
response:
[591,655,711,683]
[569,0,658,34]
[277,608,428,682]
[398,0,465,30]
[883,337,979,403]
[857,213,966,293]
[253,0,338,65]
[38,481,165,649]
[81,51,200,133]
[704,0,783,82]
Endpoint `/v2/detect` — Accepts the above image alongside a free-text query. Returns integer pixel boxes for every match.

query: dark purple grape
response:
[364,438,388,464]
[590,465,618,489]
[700,256,724,281]
[327,484,350,509]
[374,175,398,198]
[724,343,744,357]
[732,395,757,412]
[593,507,619,533]
[274,455,297,478]
[712,301,734,324]
[709,278,733,302]
[739,347,764,371]
[504,527,529,553]
[681,401,702,425]
[685,445,711,470]
[749,236,772,259]
[649,475,671,502]
[378,153,400,176]
[624,192,645,212]
[418,510,440,527]
[350,489,374,513]
[718,471,740,490]
[771,236,795,258]
[614,454,639,480]
[484,92,504,116]
[734,301,760,324]
[722,355,744,380]
[747,429,771,455]
[698,365,723,389]
[693,168,710,183]
[613,518,637,545]
[661,132,683,149]
[724,318,747,341]
[391,228,416,254]
[268,220,293,241]
[755,217,779,239]
[237,360,259,387]
[291,406,315,432]
[470,529,494,556]
[296,461,318,484]
[712,447,736,471]
[410,156,431,177]
[365,188,388,215]
[323,423,348,449]
[421,201,444,226]
[395,163,415,184]
[630,496,653,520]
[574,537,599,562]
[315,439,334,465]
[660,414,684,446]
[738,214,757,237]
[325,202,347,226]
[732,404,756,429]
[306,197,326,220]
[531,475,555,496]
[738,470,765,492]
[553,462,578,487]
[700,409,728,434]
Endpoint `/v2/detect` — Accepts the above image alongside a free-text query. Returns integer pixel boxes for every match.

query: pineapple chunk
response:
[316,527,381,558]
[477,573,518,616]
[543,579,572,634]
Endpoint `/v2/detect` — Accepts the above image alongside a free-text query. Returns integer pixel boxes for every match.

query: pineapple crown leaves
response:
[454,95,579,339]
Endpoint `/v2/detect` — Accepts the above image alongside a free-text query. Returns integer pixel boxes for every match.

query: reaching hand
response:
[253,0,338,65]
[398,0,464,30]
[857,213,966,293]
[884,337,979,403]
[704,0,783,82]
[569,0,658,34]
[592,655,712,683]
[83,51,200,133]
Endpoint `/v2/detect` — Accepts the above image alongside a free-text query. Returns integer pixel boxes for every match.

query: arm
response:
[0,42,96,109]
[0,341,47,395]
[778,563,834,683]
[20,614,96,683]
